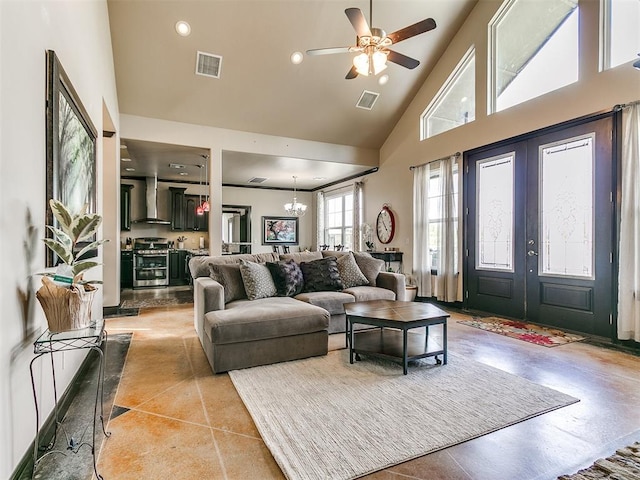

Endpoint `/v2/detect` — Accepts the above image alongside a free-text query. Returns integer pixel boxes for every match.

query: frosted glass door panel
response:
[476,154,514,271]
[540,136,594,278]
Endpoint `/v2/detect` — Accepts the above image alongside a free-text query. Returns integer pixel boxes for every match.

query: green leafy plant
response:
[42,199,108,285]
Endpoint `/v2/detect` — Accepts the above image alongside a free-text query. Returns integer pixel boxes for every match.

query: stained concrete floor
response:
[20,300,640,480]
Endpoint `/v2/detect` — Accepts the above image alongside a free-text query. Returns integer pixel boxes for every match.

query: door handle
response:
[527,250,538,257]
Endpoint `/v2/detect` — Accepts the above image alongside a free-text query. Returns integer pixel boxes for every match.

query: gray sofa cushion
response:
[353,252,385,286]
[300,257,343,292]
[280,251,323,263]
[208,263,247,303]
[205,297,329,345]
[190,252,280,279]
[294,291,355,315]
[343,285,396,302]
[239,260,278,300]
[337,252,369,288]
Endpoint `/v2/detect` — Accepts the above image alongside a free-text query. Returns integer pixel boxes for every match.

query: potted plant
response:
[36,199,108,332]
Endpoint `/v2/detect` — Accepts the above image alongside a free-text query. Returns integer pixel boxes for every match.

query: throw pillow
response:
[353,252,385,286]
[208,263,247,303]
[300,257,343,292]
[266,259,304,297]
[239,260,277,300]
[337,252,369,288]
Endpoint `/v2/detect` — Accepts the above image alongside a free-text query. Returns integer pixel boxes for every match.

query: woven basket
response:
[36,276,96,333]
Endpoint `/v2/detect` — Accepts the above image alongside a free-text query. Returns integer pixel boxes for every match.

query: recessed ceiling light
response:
[179,172,189,176]
[290,51,304,65]
[125,167,135,172]
[121,157,131,162]
[378,74,389,85]
[175,20,191,37]
[461,96,468,103]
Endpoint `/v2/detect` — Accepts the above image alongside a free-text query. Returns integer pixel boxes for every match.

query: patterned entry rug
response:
[458,317,585,347]
[558,442,640,479]
[120,290,193,309]
[229,350,578,480]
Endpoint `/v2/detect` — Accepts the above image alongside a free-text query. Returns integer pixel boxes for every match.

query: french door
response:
[465,117,614,337]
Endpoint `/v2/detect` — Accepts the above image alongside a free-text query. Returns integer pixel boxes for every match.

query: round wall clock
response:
[376,205,395,244]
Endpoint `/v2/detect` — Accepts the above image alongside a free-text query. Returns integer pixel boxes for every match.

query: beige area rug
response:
[229,350,579,480]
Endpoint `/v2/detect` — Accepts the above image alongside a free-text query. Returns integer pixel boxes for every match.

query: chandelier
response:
[284,176,307,217]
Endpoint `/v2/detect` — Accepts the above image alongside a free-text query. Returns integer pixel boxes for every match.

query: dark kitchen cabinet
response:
[121,250,133,288]
[185,194,208,231]
[169,187,186,231]
[120,184,134,231]
[169,250,188,285]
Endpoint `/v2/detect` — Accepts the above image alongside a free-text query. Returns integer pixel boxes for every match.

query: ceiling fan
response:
[306,0,436,79]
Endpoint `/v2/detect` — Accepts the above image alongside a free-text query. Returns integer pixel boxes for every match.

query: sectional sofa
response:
[189,250,406,373]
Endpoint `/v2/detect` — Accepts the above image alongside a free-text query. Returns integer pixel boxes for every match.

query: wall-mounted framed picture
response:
[262,216,299,245]
[45,50,98,267]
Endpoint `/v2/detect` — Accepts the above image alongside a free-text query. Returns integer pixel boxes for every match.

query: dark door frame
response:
[462,109,621,339]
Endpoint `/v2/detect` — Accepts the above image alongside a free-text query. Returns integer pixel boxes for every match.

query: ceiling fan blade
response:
[345,66,358,80]
[387,50,420,69]
[345,8,372,38]
[387,18,436,44]
[306,47,353,56]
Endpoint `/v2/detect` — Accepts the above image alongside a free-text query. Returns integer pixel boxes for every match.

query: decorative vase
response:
[36,277,97,333]
[405,285,418,302]
[178,241,185,250]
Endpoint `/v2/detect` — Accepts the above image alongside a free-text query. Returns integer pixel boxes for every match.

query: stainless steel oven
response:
[133,237,170,288]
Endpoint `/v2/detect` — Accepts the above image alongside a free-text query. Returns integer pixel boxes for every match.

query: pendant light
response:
[284,176,307,216]
[202,156,210,212]
[196,164,204,216]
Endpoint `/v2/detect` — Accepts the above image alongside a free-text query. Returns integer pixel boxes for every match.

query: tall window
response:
[489,0,579,113]
[601,0,640,70]
[421,47,476,140]
[324,189,353,250]
[427,162,460,270]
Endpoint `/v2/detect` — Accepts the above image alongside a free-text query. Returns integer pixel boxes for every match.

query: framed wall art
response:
[262,216,299,245]
[45,50,98,267]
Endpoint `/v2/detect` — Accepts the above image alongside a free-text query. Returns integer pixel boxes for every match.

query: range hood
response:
[133,176,171,225]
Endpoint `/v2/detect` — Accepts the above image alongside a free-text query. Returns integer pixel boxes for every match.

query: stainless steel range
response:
[133,237,170,288]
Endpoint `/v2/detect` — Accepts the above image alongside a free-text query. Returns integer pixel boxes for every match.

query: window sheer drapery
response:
[353,182,363,251]
[618,102,640,342]
[316,191,325,250]
[412,155,460,302]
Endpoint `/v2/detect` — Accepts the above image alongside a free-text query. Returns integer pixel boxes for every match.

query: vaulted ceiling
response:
[108,0,476,186]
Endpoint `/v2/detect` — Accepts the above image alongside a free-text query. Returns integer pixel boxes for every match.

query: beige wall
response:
[367,0,640,277]
[0,0,119,476]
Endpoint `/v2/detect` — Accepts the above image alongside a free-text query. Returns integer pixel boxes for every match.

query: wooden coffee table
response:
[344,300,449,375]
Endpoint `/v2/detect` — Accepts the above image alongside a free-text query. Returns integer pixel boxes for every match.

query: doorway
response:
[464,116,615,337]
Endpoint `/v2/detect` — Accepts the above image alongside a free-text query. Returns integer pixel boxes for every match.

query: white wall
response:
[0,1,118,476]
[222,186,314,253]
[368,0,640,278]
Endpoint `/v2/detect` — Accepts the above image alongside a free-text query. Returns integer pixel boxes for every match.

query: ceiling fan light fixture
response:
[353,49,388,76]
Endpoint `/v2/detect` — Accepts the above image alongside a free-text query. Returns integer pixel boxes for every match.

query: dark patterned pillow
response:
[239,260,277,300]
[266,259,304,297]
[337,252,369,288]
[208,263,247,303]
[353,252,385,286]
[300,257,343,293]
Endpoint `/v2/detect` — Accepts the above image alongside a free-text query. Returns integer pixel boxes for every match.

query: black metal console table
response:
[29,319,110,479]
[369,251,403,272]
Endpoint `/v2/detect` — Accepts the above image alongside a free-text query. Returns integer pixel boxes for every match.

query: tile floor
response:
[89,303,640,480]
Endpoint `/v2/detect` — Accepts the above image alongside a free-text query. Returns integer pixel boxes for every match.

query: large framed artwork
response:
[45,50,98,267]
[262,216,299,245]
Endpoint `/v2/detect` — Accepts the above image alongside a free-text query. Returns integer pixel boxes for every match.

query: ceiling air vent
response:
[196,51,223,79]
[356,90,380,110]
[248,177,268,184]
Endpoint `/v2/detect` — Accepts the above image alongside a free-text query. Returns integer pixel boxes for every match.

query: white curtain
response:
[618,102,640,341]
[316,191,325,249]
[413,155,459,302]
[353,182,363,251]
